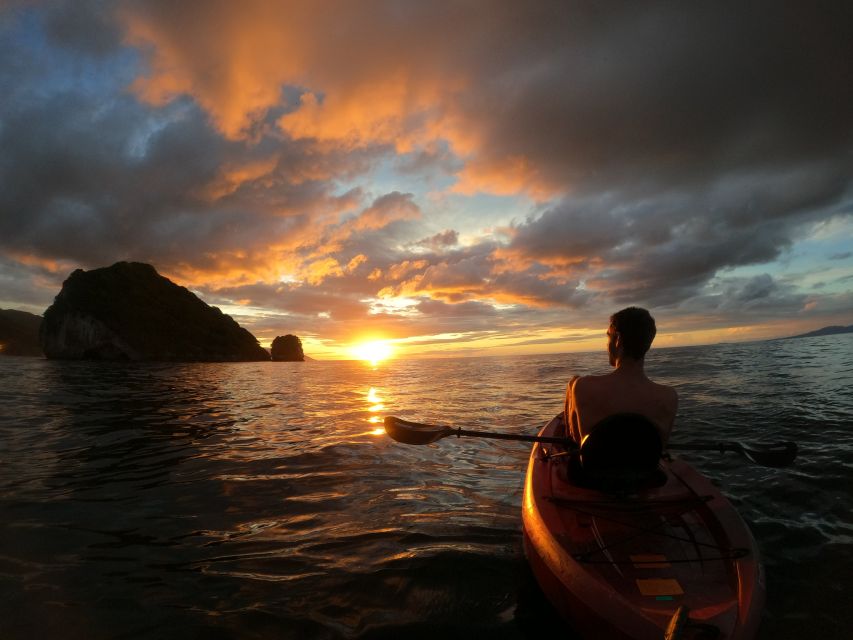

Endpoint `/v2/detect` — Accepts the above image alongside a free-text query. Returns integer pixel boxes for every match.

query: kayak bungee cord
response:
[547,496,750,565]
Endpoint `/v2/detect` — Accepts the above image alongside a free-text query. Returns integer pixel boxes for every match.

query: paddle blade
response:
[738,441,798,467]
[668,440,799,467]
[384,416,455,445]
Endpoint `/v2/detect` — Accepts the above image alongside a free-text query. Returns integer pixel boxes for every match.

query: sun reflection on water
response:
[367,387,387,435]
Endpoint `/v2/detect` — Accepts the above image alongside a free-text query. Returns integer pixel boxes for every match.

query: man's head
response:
[608,307,657,365]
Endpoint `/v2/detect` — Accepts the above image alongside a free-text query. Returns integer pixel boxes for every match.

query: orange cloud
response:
[118,1,551,196]
[386,259,429,281]
[377,260,572,309]
[452,154,562,201]
[301,257,344,285]
[348,192,421,232]
[278,79,453,153]
[345,254,368,273]
[304,192,422,259]
[6,252,75,274]
[122,1,310,139]
[195,155,279,201]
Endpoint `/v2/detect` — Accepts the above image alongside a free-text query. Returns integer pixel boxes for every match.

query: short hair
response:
[610,307,656,360]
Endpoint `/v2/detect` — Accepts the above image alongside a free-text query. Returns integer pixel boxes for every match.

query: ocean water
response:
[1,335,851,639]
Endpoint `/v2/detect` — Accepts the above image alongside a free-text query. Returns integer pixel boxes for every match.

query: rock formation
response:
[271,334,305,361]
[40,262,270,362]
[0,309,43,356]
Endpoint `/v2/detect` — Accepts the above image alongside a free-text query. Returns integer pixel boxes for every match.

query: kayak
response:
[522,414,765,640]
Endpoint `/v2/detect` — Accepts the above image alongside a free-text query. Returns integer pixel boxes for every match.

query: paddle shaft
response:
[457,428,576,446]
[669,442,755,452]
[461,430,796,466]
[385,416,796,466]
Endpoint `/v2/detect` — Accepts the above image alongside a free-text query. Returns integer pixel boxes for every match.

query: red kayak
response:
[522,414,765,640]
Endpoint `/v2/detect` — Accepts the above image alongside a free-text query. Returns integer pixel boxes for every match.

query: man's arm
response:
[667,387,679,441]
[564,375,581,443]
[659,386,679,447]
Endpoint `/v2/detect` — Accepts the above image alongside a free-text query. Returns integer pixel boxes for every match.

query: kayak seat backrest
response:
[576,413,664,490]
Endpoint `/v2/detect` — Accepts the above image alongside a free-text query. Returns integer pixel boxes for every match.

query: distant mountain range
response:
[780,324,853,340]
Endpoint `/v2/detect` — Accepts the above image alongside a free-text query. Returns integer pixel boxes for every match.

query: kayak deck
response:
[522,415,764,640]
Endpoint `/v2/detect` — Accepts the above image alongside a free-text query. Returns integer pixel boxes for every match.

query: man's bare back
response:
[565,308,678,447]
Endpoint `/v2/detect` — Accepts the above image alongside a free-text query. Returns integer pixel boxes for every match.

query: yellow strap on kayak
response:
[637,578,683,596]
[630,554,671,568]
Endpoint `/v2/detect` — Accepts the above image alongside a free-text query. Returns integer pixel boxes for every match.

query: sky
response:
[1,1,851,360]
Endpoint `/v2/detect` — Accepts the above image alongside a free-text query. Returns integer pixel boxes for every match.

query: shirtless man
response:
[565,307,678,447]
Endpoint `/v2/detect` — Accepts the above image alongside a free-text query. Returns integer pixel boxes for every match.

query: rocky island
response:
[0,309,44,356]
[271,334,305,361]
[40,262,270,362]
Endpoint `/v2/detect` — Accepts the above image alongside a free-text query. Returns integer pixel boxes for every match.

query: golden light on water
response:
[351,340,393,366]
[367,387,387,435]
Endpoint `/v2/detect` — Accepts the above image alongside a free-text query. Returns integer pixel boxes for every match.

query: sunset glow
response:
[352,342,393,366]
[0,3,850,359]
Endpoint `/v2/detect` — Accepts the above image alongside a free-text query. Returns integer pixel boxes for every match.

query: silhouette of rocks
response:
[40,262,270,362]
[271,334,305,361]
[0,309,43,356]
[782,324,853,340]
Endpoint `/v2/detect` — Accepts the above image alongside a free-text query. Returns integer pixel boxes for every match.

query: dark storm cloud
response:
[504,161,851,306]
[456,3,853,192]
[682,273,811,322]
[43,0,123,56]
[450,3,852,315]
[1,91,216,263]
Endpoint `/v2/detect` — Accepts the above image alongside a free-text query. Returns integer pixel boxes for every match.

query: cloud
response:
[43,0,123,57]
[0,254,68,312]
[0,17,392,289]
[1,2,851,353]
[499,162,851,306]
[414,229,458,251]
[341,192,420,233]
[114,1,853,307]
[118,2,853,194]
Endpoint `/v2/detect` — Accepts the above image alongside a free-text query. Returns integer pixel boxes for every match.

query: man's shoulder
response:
[577,373,612,381]
[652,381,679,405]
[653,381,678,397]
[573,374,611,395]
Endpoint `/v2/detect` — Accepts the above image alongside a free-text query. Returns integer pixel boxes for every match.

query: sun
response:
[351,340,393,365]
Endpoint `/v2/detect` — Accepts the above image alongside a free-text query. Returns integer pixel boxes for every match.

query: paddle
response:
[383,416,798,467]
[667,441,798,468]
[384,416,578,447]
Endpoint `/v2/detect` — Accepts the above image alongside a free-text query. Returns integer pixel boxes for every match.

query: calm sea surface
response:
[1,336,851,639]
